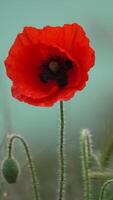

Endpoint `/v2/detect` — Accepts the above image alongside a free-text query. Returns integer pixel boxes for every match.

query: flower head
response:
[4,23,95,106]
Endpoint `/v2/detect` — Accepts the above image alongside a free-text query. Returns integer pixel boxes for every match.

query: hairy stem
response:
[89,171,113,179]
[99,179,113,200]
[58,101,65,200]
[81,129,91,200]
[101,137,113,167]
[8,135,40,200]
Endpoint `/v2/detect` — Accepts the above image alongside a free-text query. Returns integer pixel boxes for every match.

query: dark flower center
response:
[39,55,73,87]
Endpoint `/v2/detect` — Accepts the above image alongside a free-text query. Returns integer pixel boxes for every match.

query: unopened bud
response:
[1,158,20,184]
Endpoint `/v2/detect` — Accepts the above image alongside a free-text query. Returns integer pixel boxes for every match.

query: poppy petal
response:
[40,23,95,71]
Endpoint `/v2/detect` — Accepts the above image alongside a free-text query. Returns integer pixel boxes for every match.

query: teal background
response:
[0,0,113,199]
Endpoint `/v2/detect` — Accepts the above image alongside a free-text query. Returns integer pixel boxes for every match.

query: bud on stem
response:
[2,157,19,183]
[1,134,40,200]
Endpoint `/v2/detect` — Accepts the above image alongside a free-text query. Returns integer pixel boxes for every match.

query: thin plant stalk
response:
[101,137,113,167]
[99,179,113,200]
[58,101,65,200]
[8,135,40,200]
[89,171,113,180]
[81,129,92,200]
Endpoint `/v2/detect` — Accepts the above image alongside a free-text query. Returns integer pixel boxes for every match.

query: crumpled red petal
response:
[12,85,77,107]
[23,23,95,71]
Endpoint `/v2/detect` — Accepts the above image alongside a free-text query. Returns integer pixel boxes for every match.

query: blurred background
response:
[0,0,113,199]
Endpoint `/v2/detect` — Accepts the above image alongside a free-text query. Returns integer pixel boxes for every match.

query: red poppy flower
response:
[4,23,95,106]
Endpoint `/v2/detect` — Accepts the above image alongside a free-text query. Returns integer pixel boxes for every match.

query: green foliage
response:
[80,129,113,200]
[101,136,113,167]
[1,129,113,199]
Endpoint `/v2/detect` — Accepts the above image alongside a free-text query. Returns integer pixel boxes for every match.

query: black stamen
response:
[39,72,49,83]
[56,73,68,87]
[64,59,73,70]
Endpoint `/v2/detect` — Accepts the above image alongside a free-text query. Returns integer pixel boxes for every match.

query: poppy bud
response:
[1,157,20,184]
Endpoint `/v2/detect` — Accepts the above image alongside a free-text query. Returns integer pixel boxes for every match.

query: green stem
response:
[101,137,113,167]
[81,129,91,200]
[58,101,65,200]
[89,171,113,179]
[99,179,113,200]
[8,135,40,200]
[91,153,101,169]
